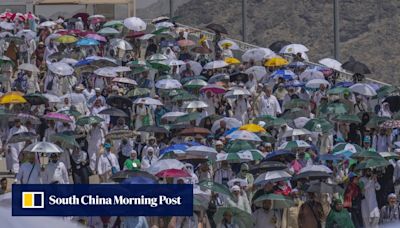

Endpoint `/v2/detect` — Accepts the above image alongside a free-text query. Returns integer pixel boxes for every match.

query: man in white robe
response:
[233,95,250,124]
[87,123,105,171]
[5,145,19,173]
[360,169,381,228]
[97,142,120,183]
[253,200,281,228]
[7,119,28,154]
[43,153,69,184]
[259,86,282,117]
[141,147,158,169]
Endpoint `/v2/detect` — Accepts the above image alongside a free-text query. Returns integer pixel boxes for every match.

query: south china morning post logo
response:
[22,192,44,209]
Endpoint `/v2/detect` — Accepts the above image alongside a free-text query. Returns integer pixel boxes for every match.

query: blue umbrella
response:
[271,69,296,80]
[335,81,353,88]
[159,144,189,155]
[264,150,295,161]
[74,58,94,67]
[223,127,238,136]
[185,141,202,147]
[121,176,158,184]
[284,80,304,88]
[76,38,100,46]
[288,61,306,68]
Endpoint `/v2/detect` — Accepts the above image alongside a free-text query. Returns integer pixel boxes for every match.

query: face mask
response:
[51,159,58,163]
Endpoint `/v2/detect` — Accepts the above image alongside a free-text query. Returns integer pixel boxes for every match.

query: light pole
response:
[334,0,339,60]
[242,0,247,42]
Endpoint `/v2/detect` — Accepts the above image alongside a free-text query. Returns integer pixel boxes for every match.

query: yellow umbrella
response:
[0,91,27,104]
[264,57,289,67]
[239,123,266,133]
[55,35,78,44]
[224,57,241,65]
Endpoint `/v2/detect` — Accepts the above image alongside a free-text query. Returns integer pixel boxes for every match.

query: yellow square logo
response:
[22,192,44,209]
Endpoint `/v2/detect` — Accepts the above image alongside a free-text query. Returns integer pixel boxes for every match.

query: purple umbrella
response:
[43,112,73,123]
[85,33,107,42]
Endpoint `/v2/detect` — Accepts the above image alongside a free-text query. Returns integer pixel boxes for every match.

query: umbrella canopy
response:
[333,143,363,154]
[198,180,234,198]
[224,88,251,98]
[76,38,99,46]
[23,93,48,105]
[49,132,79,149]
[97,27,120,35]
[380,119,400,129]
[271,69,296,80]
[225,141,255,153]
[146,159,185,174]
[239,123,266,133]
[280,128,312,138]
[218,39,240,50]
[103,20,123,27]
[244,66,267,81]
[8,132,38,143]
[106,95,133,109]
[254,170,292,185]
[305,79,330,89]
[178,127,211,136]
[264,57,289,67]
[186,145,217,158]
[110,38,133,50]
[269,40,291,53]
[242,48,274,62]
[155,79,182,89]
[342,56,371,74]
[184,100,208,109]
[106,130,138,140]
[0,91,27,104]
[355,157,390,170]
[204,60,229,70]
[155,169,190,178]
[278,140,311,150]
[18,63,40,72]
[175,112,201,123]
[75,116,104,126]
[24,141,63,153]
[299,69,324,82]
[123,17,147,31]
[307,182,344,194]
[177,39,195,47]
[111,170,157,183]
[333,114,362,124]
[112,77,137,85]
[211,117,242,133]
[138,125,169,133]
[55,35,77,44]
[133,97,163,106]
[43,112,73,123]
[184,79,208,89]
[349,83,377,96]
[213,207,253,228]
[85,33,107,42]
[94,67,118,77]
[253,194,295,209]
[264,150,296,161]
[304,118,333,133]
[226,130,262,142]
[161,112,187,121]
[200,84,226,94]
[318,58,344,72]
[98,107,128,117]
[48,62,74,76]
[280,43,309,54]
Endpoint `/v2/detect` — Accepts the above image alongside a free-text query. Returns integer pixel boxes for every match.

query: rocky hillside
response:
[173,0,400,84]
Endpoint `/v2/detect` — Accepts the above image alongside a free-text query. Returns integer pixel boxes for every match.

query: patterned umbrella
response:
[380,120,400,129]
[254,170,292,185]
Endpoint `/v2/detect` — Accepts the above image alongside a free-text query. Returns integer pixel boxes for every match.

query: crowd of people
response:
[1,9,400,228]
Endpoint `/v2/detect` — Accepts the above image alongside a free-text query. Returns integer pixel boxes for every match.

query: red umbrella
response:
[11,13,26,22]
[126,31,145,38]
[155,169,191,178]
[177,39,195,47]
[72,12,89,25]
[200,84,226,94]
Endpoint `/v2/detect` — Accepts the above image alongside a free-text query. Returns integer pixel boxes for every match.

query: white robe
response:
[5,145,19,173]
[233,98,250,124]
[43,161,69,184]
[253,208,279,228]
[16,162,41,184]
[141,155,158,169]
[360,177,381,228]
[97,152,120,182]
[259,95,282,117]
[87,126,105,171]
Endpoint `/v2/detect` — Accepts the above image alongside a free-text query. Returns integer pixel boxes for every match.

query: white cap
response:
[215,140,223,146]
[230,185,240,192]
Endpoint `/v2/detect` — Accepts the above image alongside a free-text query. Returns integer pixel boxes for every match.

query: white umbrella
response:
[146,159,185,174]
[0,22,14,30]
[227,178,248,187]
[88,14,105,19]
[113,66,131,73]
[218,39,240,50]
[112,77,137,85]
[280,44,309,54]
[186,145,217,158]
[18,63,39,73]
[155,79,182,89]
[48,62,74,76]
[133,97,163,106]
[299,165,333,174]
[299,69,324,82]
[280,128,312,138]
[147,53,168,61]
[185,100,208,109]
[226,130,262,142]
[139,34,155,40]
[245,66,266,81]
[39,21,56,28]
[211,117,242,133]
[123,17,147,31]
[305,79,330,89]
[97,27,120,35]
[204,60,229,70]
[155,21,174,29]
[242,48,274,62]
[293,117,310,128]
[94,67,118,78]
[16,30,36,40]
[224,88,251,98]
[110,38,133,50]
[254,170,292,185]
[179,60,203,75]
[161,112,187,121]
[0,31,12,38]
[167,59,186,66]
[43,93,61,103]
[349,83,377,97]
[318,58,344,72]
[24,141,63,153]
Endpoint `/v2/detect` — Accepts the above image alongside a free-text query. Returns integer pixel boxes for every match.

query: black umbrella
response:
[384,96,400,113]
[206,23,228,34]
[8,132,38,143]
[293,171,332,180]
[249,161,287,175]
[230,72,249,83]
[106,96,133,109]
[98,107,129,117]
[341,56,371,74]
[110,170,157,182]
[307,181,344,194]
[269,40,291,53]
[24,93,49,105]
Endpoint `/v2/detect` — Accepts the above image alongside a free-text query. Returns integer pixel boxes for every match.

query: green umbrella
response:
[304,118,333,133]
[58,109,82,118]
[264,117,287,128]
[23,93,48,105]
[168,89,185,97]
[131,66,150,75]
[332,143,364,154]
[393,112,400,120]
[252,194,294,209]
[253,115,276,123]
[375,85,399,99]
[351,149,382,159]
[281,108,308,120]
[76,116,104,126]
[320,102,348,115]
[184,79,208,89]
[334,114,362,124]
[149,62,170,72]
[283,99,309,110]
[175,112,201,123]
[171,92,197,102]
[278,140,311,150]
[126,88,151,98]
[365,116,391,128]
[180,76,208,84]
[194,194,210,211]
[198,180,234,198]
[8,132,38,143]
[0,56,14,66]
[103,20,123,27]
[152,27,169,35]
[127,60,152,68]
[259,132,276,143]
[213,207,253,228]
[355,157,390,171]
[97,27,120,35]
[327,87,351,95]
[49,132,79,149]
[217,150,264,163]
[225,141,255,153]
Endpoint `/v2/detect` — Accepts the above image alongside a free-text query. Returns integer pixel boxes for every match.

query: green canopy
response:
[225,140,255,153]
[184,79,208,89]
[252,193,295,209]
[327,87,350,95]
[304,118,333,133]
[213,207,253,228]
[175,112,201,123]
[355,157,390,170]
[76,116,104,126]
[333,114,362,124]
[198,180,234,198]
[283,98,309,110]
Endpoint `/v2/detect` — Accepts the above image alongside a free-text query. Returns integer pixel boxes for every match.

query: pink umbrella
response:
[0,11,13,20]
[12,13,26,22]
[90,18,105,24]
[200,84,226,94]
[177,39,195,47]
[25,12,38,20]
[155,169,191,178]
[86,33,107,42]
[43,112,73,123]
